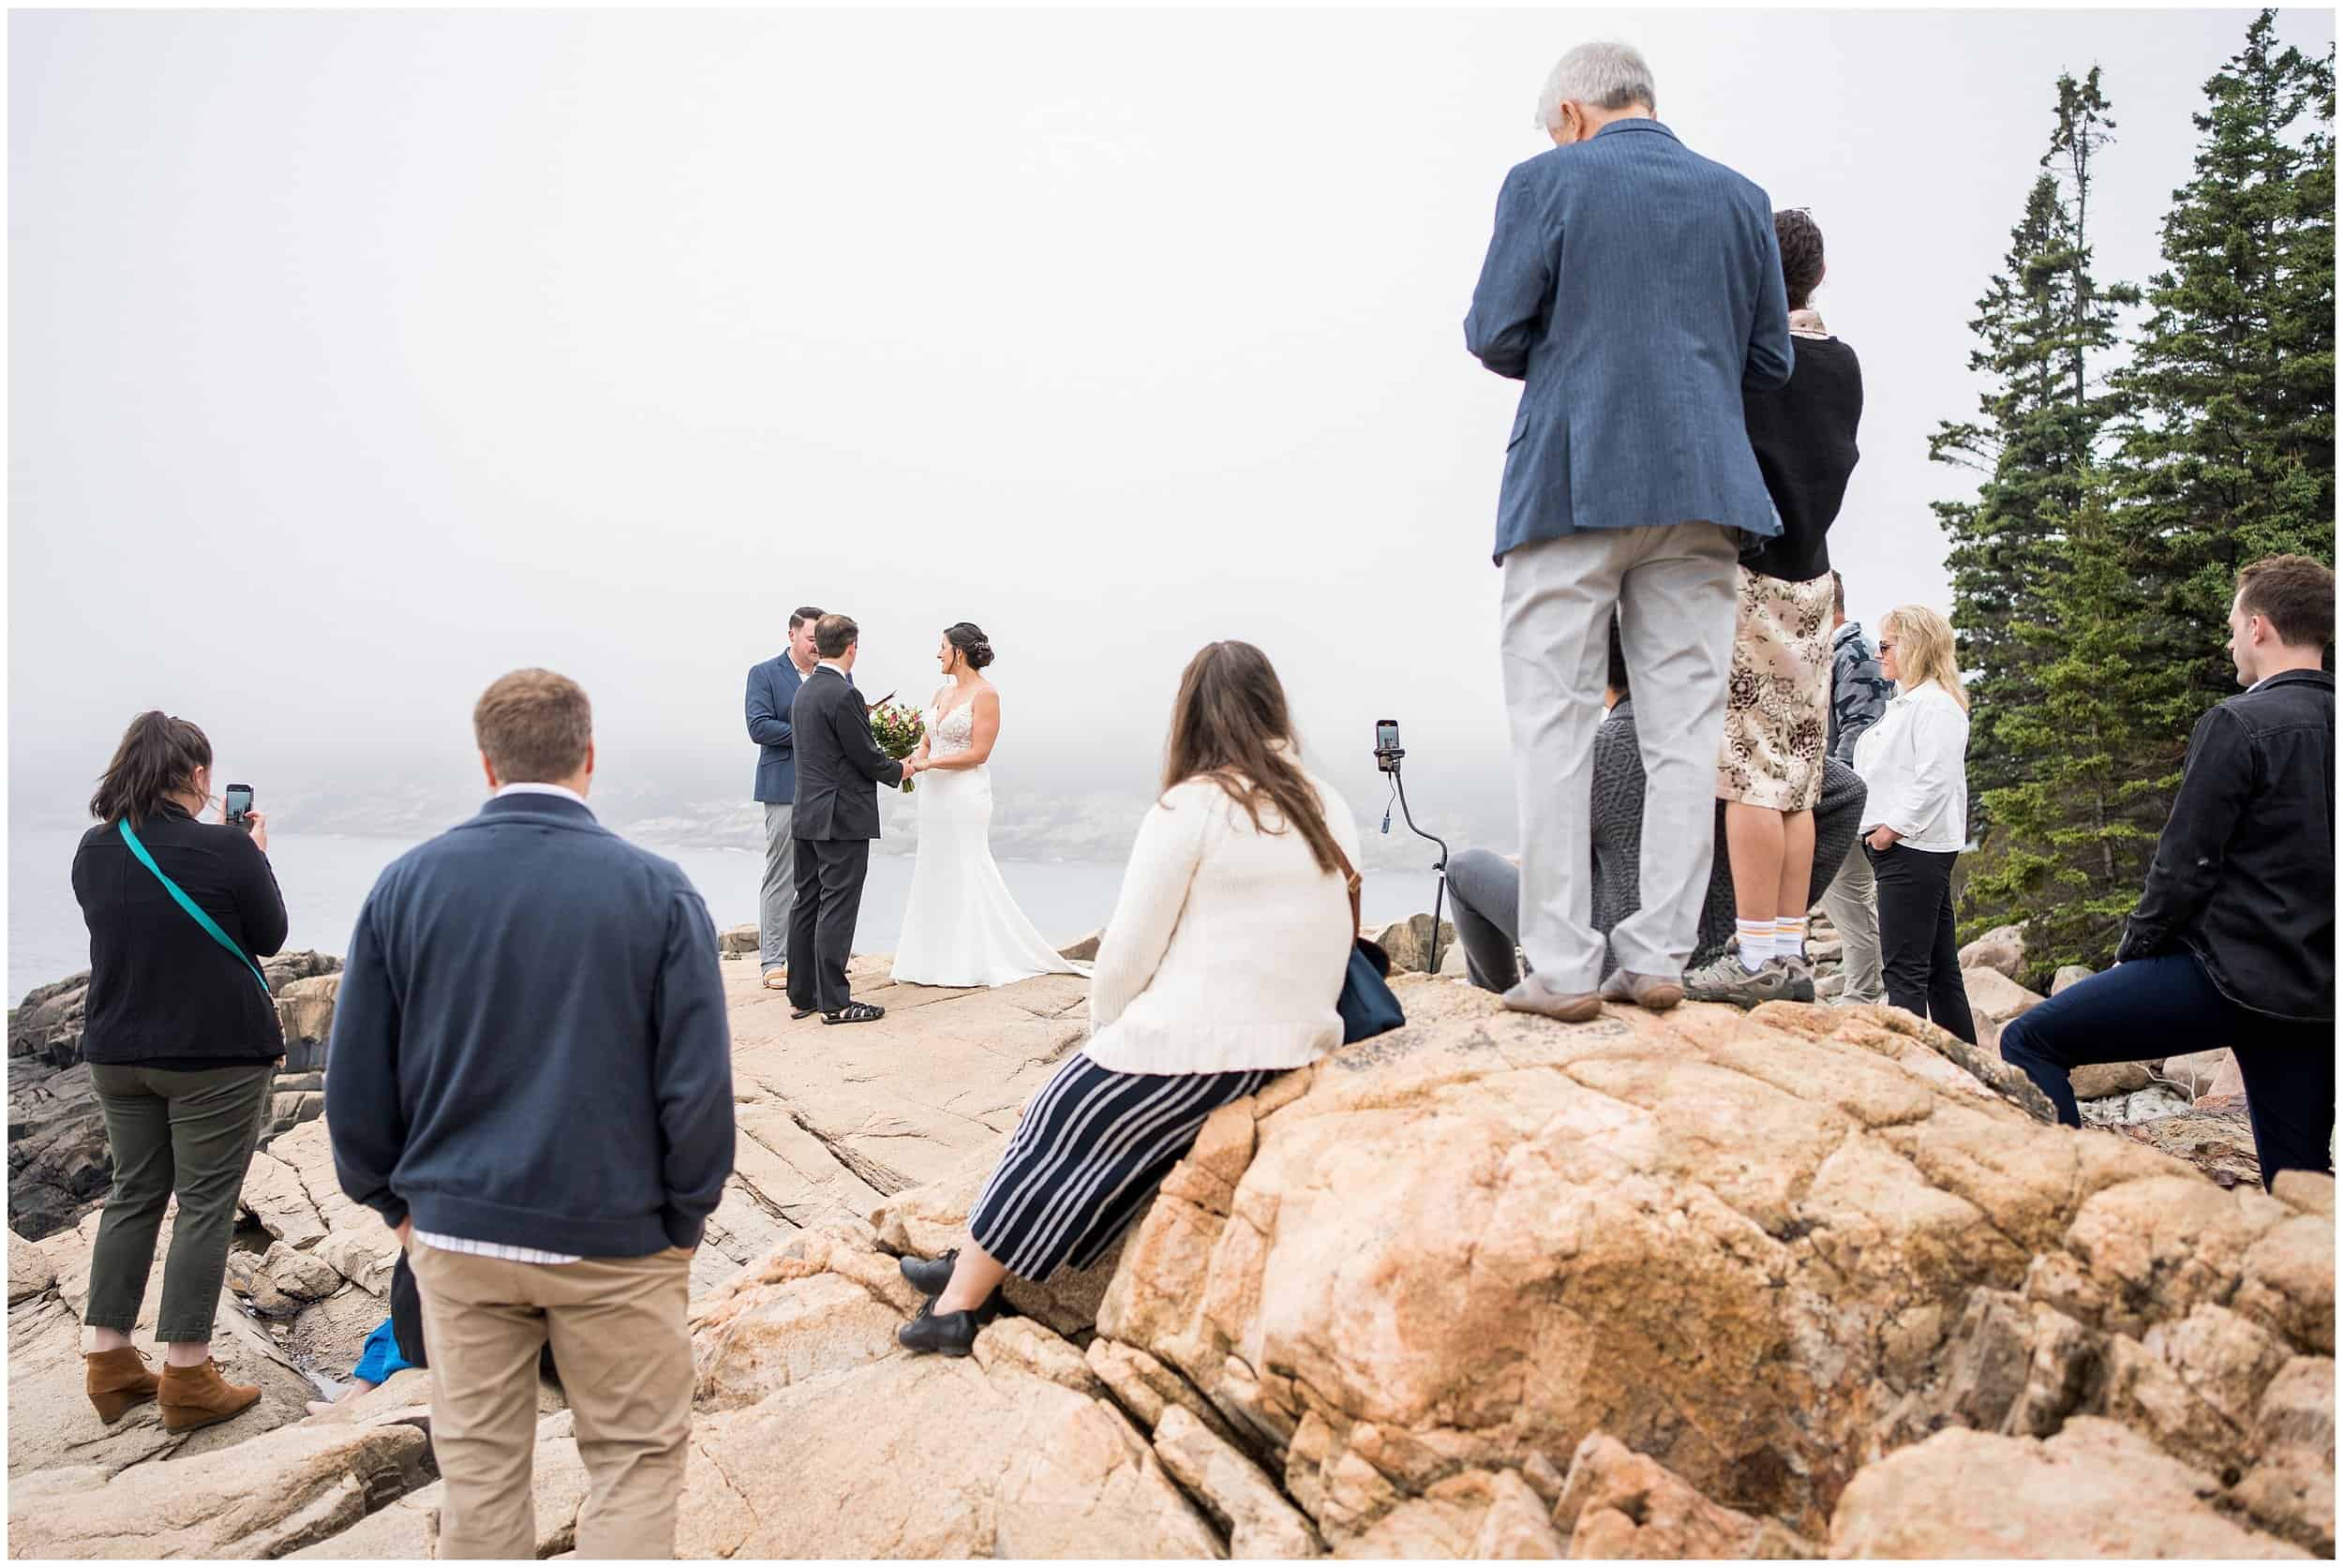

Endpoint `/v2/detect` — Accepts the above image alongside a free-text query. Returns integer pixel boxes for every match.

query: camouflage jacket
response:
[1828,621,1894,766]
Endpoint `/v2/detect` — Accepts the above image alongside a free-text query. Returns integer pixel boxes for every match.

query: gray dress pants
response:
[759,802,796,973]
[1500,523,1738,991]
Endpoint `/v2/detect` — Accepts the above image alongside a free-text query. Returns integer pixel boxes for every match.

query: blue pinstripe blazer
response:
[1465,119,1793,564]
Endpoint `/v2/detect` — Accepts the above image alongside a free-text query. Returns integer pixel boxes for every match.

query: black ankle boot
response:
[898,1300,980,1357]
[899,1249,957,1297]
[898,1251,1007,1322]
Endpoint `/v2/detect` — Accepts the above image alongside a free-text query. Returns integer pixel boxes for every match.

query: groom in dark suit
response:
[788,614,913,1023]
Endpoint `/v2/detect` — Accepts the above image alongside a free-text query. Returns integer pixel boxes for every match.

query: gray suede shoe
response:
[1500,976,1603,1023]
[1598,969,1686,1012]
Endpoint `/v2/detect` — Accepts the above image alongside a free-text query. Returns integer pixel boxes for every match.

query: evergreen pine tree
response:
[2117,11,2336,716]
[1961,474,2188,980]
[1931,70,2137,852]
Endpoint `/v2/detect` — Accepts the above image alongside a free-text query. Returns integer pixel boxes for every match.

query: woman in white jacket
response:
[896,640,1364,1355]
[1852,605,1977,1043]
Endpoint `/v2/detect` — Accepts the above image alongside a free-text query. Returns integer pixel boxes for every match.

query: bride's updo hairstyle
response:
[1162,641,1342,876]
[944,622,995,671]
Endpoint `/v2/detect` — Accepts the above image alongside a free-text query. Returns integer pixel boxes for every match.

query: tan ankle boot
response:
[157,1359,262,1432]
[85,1347,160,1424]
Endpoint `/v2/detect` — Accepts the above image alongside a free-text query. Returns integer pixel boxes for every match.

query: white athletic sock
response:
[1735,919,1772,972]
[1775,917,1810,963]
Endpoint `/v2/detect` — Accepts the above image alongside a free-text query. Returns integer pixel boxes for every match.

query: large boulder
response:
[7,974,90,1068]
[1962,964,2043,1048]
[1083,982,2328,1550]
[673,1229,1223,1559]
[1959,922,2028,980]
[290,1409,589,1560]
[1370,915,1457,976]
[7,1418,430,1559]
[2052,963,2097,995]
[7,1230,56,1306]
[6,1056,110,1240]
[1828,1419,2306,1558]
[717,923,760,958]
[2070,1060,2155,1100]
[274,971,342,1073]
[1554,1432,1814,1557]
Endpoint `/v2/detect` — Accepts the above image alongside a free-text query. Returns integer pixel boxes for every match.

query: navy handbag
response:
[1334,847,1405,1044]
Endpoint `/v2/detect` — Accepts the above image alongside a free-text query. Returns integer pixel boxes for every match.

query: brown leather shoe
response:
[157,1358,263,1432]
[85,1346,160,1424]
[1500,976,1604,1023]
[1599,968,1685,1012]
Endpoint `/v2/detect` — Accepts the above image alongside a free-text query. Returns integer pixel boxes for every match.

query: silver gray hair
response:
[1532,41,1657,130]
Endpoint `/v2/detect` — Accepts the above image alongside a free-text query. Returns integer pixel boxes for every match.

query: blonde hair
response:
[1881,605,1969,712]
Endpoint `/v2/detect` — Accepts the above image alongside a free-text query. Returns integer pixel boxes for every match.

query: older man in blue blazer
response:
[1465,39,1791,1023]
[745,606,830,986]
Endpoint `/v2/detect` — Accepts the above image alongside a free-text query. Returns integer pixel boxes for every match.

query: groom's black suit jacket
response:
[789,666,905,842]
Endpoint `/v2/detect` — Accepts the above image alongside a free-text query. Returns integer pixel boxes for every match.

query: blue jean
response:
[1998,950,2335,1187]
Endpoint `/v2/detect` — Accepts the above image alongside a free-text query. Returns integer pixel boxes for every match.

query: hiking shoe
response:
[1598,969,1685,1012]
[1775,956,1816,1003]
[1682,952,1793,1008]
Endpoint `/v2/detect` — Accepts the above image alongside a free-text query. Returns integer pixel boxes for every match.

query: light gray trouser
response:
[760,803,795,972]
[1818,835,1885,1002]
[1500,522,1738,990]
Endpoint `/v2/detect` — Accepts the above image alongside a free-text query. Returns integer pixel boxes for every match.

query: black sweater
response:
[71,804,288,1067]
[1741,334,1863,584]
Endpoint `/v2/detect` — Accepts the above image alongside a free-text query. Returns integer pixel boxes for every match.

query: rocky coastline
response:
[4,926,2330,1559]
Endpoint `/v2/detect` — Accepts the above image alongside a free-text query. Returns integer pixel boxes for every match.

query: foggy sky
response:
[11,8,2333,855]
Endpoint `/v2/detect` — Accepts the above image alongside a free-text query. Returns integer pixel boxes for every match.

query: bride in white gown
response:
[891,622,1086,988]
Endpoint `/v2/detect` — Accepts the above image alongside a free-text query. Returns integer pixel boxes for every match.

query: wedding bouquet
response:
[868,700,926,793]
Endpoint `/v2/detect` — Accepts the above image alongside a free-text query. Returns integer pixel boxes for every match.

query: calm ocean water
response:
[9,828,1448,1006]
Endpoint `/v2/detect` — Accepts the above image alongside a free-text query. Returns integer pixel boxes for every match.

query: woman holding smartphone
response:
[70,711,287,1432]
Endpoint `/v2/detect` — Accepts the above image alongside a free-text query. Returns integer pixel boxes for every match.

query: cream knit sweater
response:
[1082,769,1363,1076]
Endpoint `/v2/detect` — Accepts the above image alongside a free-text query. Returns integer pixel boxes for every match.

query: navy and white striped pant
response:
[968,1053,1279,1281]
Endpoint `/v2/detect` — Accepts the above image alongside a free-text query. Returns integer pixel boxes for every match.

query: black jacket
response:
[2118,669,2334,1022]
[71,804,288,1067]
[789,666,904,842]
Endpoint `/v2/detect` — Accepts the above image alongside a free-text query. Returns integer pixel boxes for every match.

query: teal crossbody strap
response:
[117,820,271,995]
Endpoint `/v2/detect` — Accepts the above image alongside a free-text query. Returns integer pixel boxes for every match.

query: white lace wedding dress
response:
[890,694,1087,988]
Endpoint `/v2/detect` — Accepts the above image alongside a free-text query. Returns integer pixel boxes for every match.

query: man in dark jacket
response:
[787,614,910,1023]
[326,667,734,1558]
[1999,556,2335,1185]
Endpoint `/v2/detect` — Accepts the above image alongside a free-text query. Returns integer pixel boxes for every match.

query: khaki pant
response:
[407,1240,694,1560]
[1501,522,1739,988]
[1818,836,1885,1003]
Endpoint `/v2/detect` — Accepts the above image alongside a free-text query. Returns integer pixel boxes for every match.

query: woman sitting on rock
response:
[72,711,287,1431]
[896,641,1364,1355]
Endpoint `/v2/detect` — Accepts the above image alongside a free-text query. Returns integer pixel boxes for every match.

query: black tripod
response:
[1373,731,1450,975]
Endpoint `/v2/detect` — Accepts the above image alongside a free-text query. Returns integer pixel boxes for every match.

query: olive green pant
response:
[84,1062,274,1341]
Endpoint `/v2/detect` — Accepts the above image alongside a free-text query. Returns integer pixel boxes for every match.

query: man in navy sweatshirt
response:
[326,667,734,1559]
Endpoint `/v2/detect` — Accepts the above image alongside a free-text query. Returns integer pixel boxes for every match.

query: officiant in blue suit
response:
[746,606,836,989]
